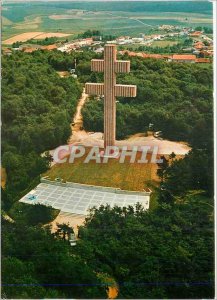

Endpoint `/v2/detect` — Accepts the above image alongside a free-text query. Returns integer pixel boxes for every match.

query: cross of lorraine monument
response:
[85,44,137,149]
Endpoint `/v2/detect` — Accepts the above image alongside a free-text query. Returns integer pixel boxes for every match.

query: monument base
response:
[99,148,120,159]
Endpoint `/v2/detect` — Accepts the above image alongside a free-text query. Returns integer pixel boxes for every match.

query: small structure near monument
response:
[85,44,137,148]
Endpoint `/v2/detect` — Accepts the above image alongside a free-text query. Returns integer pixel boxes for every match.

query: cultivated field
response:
[3,32,72,44]
[2,1,213,40]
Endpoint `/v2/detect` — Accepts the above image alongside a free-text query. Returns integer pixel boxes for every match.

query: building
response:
[172,54,196,63]
[119,50,165,60]
[132,37,144,43]
[23,48,37,53]
[119,50,211,64]
[2,48,12,56]
[159,24,175,31]
[183,47,194,52]
[190,31,203,37]
[41,44,58,51]
[94,47,104,54]
[195,58,211,63]
[193,41,205,50]
[145,54,163,59]
[107,40,117,44]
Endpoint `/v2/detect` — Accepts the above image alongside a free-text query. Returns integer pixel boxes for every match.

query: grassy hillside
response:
[45,150,159,191]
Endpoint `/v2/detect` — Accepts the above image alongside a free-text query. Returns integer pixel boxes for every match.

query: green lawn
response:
[45,150,159,192]
[151,39,179,48]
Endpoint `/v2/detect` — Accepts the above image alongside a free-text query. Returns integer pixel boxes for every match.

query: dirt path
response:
[46,88,190,168]
[49,212,85,235]
[66,90,190,155]
[68,88,89,144]
[49,88,190,158]
[1,167,7,189]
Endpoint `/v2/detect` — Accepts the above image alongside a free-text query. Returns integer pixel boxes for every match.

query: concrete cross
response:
[85,44,137,148]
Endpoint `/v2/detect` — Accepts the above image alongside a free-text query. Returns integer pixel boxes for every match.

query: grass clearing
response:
[45,148,159,192]
[151,40,179,47]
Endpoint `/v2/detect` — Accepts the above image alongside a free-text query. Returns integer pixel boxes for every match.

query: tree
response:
[2,257,46,299]
[169,152,176,162]
[55,223,74,241]
[157,156,169,183]
[2,218,107,299]
[75,198,214,299]
[81,55,213,145]
[1,51,82,208]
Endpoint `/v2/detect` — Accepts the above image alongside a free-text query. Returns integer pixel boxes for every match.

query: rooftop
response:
[41,44,58,51]
[195,58,211,63]
[172,54,196,60]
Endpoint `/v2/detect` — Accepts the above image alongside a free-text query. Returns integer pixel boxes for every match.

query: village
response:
[2,25,213,64]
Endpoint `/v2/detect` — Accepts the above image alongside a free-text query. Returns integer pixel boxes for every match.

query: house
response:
[159,25,175,31]
[142,53,164,59]
[94,47,104,54]
[107,40,117,44]
[93,36,102,41]
[190,31,202,37]
[151,34,162,40]
[200,49,213,56]
[172,54,196,63]
[41,44,58,51]
[57,45,69,52]
[195,58,211,63]
[85,37,93,43]
[23,47,37,53]
[116,37,133,45]
[183,47,194,52]
[119,50,165,60]
[132,37,144,43]
[194,41,205,50]
[192,50,201,55]
[146,54,163,59]
[2,48,12,56]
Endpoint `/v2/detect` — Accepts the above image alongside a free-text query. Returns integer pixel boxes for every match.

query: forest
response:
[82,53,213,196]
[1,49,214,299]
[1,51,83,208]
[82,54,213,144]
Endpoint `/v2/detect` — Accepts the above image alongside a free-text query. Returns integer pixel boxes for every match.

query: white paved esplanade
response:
[85,44,137,148]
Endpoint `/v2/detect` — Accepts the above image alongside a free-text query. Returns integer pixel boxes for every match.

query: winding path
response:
[68,88,89,144]
[65,88,190,155]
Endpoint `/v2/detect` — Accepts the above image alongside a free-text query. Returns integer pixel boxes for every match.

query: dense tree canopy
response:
[82,55,213,146]
[1,49,214,299]
[1,51,82,204]
[2,218,106,299]
[75,193,214,299]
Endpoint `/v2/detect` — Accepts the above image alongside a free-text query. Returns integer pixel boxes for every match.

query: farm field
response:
[2,1,213,41]
[3,32,72,45]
